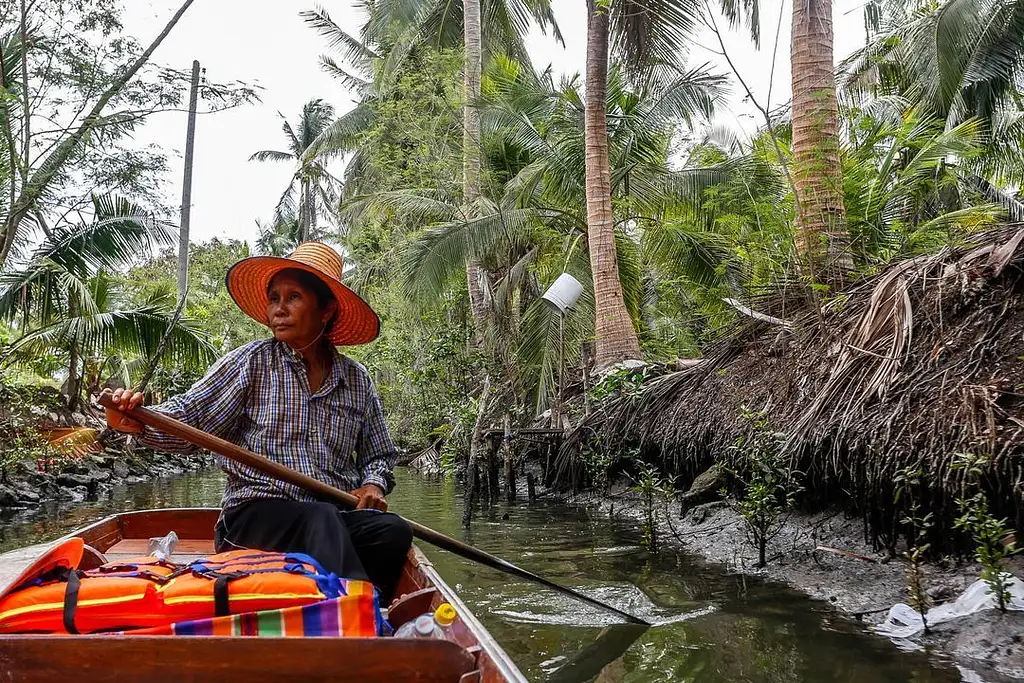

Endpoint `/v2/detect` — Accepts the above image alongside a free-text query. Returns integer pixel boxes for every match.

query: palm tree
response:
[791,0,852,285]
[301,1,561,338]
[584,1,638,367]
[251,99,340,243]
[841,112,1004,258]
[353,60,736,404]
[840,0,1024,200]
[0,195,216,409]
[254,200,301,256]
[581,0,758,367]
[463,0,489,340]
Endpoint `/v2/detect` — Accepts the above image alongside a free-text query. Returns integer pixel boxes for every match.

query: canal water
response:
[0,468,960,682]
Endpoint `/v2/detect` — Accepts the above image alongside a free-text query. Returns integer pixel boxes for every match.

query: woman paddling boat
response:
[102,241,412,602]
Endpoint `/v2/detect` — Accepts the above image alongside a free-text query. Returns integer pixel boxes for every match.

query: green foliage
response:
[902,513,933,632]
[348,286,481,450]
[895,464,933,632]
[351,50,464,200]
[628,459,673,553]
[0,195,217,407]
[437,402,478,476]
[580,440,615,494]
[120,239,265,352]
[0,1,257,264]
[147,365,205,404]
[726,406,802,568]
[952,452,1020,612]
[0,376,75,480]
[295,44,478,453]
[588,366,647,403]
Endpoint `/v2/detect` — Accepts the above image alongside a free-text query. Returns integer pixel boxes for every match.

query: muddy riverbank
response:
[0,444,214,510]
[574,483,1024,682]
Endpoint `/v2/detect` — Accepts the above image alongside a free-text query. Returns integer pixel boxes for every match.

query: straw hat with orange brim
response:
[0,537,83,603]
[226,242,380,346]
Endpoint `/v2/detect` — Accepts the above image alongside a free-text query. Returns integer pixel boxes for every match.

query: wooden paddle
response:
[97,394,649,626]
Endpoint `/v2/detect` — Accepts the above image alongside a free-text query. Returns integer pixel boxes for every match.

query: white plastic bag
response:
[874,574,1024,639]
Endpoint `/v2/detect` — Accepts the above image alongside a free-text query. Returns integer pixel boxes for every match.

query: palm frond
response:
[249,150,295,163]
[9,304,217,372]
[320,55,371,91]
[27,196,169,279]
[343,189,461,225]
[301,6,380,74]
[401,207,542,300]
[641,221,738,287]
[609,0,703,77]
[304,104,375,162]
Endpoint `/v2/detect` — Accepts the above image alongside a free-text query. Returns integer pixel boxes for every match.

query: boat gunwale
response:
[411,546,528,683]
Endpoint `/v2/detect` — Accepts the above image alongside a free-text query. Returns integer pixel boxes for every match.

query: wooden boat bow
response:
[0,507,528,683]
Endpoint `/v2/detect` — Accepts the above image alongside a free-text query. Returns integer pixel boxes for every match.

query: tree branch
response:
[0,0,199,265]
[135,286,189,394]
[722,297,793,328]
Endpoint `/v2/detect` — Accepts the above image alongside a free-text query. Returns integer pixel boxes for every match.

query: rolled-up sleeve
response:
[138,345,251,454]
[355,377,398,494]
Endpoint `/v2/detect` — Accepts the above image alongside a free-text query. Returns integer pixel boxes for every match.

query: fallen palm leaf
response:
[42,427,102,459]
[562,224,1024,554]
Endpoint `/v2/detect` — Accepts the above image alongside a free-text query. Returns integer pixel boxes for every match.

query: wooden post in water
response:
[461,460,478,528]
[526,471,537,502]
[486,433,500,505]
[502,416,516,503]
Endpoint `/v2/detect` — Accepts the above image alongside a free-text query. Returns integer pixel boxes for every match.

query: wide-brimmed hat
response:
[226,241,380,346]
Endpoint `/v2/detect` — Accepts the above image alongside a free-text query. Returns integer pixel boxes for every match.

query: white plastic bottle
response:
[394,603,457,639]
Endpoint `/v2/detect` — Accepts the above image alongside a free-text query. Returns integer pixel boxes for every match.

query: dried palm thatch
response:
[561,224,1024,552]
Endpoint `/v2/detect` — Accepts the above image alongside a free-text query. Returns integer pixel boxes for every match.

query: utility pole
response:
[177,60,201,303]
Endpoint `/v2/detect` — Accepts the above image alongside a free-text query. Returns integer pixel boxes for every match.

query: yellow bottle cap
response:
[434,603,457,626]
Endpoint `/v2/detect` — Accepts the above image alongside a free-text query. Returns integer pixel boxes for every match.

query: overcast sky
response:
[121,0,868,246]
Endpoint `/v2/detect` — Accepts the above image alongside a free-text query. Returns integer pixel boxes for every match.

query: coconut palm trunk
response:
[463,0,489,340]
[300,178,312,243]
[791,0,853,285]
[462,0,494,528]
[66,344,80,411]
[584,0,641,368]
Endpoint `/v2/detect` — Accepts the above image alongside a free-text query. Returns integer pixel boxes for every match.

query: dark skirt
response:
[214,499,413,603]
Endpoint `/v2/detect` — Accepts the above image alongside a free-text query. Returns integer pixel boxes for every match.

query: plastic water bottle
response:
[394,603,457,639]
[147,531,178,562]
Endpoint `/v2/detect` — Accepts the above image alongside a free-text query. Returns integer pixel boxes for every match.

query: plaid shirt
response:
[139,339,397,510]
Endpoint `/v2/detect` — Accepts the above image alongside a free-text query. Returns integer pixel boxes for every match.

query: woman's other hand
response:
[351,483,388,511]
[103,387,145,433]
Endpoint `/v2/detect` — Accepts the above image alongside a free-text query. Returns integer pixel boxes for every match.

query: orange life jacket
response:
[0,548,360,634]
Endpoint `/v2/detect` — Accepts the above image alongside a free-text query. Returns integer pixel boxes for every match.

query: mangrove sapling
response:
[581,440,614,495]
[901,504,934,633]
[895,465,933,632]
[952,452,1021,612]
[954,491,1020,612]
[727,407,802,568]
[629,460,673,553]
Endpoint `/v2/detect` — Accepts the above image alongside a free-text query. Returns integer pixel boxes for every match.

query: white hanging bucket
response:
[541,273,583,314]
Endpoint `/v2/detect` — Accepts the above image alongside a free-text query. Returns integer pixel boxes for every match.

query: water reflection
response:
[0,468,958,682]
[0,470,227,553]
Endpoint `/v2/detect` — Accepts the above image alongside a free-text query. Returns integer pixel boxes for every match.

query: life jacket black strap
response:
[213,575,230,617]
[63,571,81,635]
